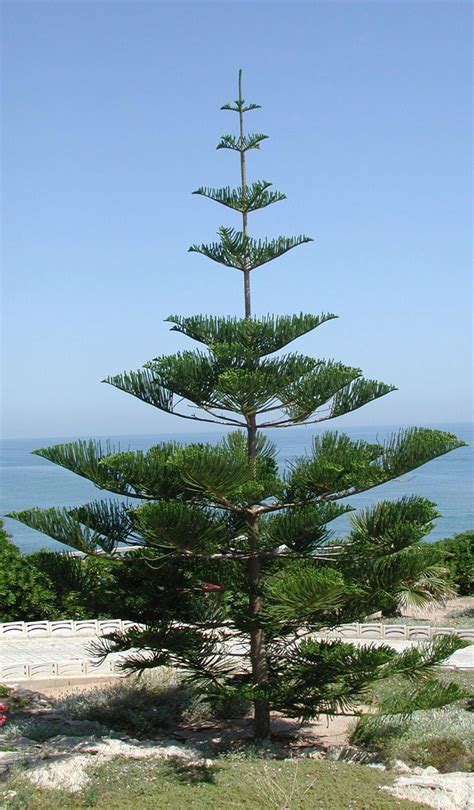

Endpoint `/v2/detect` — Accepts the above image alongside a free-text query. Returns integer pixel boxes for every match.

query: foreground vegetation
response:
[2,668,472,768]
[1,757,428,810]
[354,704,474,773]
[433,531,473,596]
[0,666,471,808]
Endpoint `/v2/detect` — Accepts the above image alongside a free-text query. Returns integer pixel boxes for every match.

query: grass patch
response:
[1,756,427,809]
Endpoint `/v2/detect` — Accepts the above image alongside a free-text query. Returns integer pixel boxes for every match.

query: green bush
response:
[0,520,57,621]
[53,669,251,738]
[28,549,116,619]
[352,705,474,772]
[0,522,118,622]
[0,529,235,623]
[432,531,474,595]
[403,735,474,772]
[55,671,204,737]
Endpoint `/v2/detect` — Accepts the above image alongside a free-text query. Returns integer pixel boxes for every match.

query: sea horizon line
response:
[2,420,473,444]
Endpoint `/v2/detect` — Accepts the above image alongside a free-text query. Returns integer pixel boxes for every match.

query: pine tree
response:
[10,72,468,740]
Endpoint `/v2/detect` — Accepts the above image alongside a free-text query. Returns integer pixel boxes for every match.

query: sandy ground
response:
[19,676,124,698]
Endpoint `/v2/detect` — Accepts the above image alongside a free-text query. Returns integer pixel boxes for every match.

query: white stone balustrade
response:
[0,619,145,640]
[0,619,472,682]
[0,618,472,642]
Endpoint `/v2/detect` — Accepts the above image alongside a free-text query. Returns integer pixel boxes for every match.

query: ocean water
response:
[1,423,472,553]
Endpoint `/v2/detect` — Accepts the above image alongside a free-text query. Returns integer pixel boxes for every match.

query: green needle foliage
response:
[8,71,468,741]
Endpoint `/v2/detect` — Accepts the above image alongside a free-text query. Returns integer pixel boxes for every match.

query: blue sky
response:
[2,0,472,439]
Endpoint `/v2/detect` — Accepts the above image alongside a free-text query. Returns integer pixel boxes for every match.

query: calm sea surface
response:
[1,423,472,553]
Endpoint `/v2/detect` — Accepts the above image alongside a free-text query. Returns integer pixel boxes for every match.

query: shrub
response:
[27,546,233,622]
[403,735,474,772]
[432,531,474,595]
[353,705,474,772]
[55,671,204,737]
[0,520,57,621]
[2,716,109,742]
[28,549,116,619]
[53,669,252,738]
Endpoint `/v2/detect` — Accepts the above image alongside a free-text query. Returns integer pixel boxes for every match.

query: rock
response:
[5,736,41,750]
[382,771,474,810]
[27,754,93,793]
[325,745,379,765]
[0,750,40,780]
[367,763,386,771]
[25,734,213,793]
[1,790,17,801]
[392,759,412,774]
[0,751,24,771]
[184,758,213,769]
[424,765,439,774]
[9,689,53,711]
[298,746,324,760]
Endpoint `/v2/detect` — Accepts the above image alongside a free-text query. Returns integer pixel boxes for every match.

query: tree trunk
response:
[253,696,271,740]
[239,70,270,740]
[238,71,251,321]
[247,414,271,740]
[247,532,271,739]
[243,268,251,319]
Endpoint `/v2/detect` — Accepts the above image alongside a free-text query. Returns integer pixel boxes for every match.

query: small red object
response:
[201,583,223,592]
[0,703,9,713]
[0,714,7,727]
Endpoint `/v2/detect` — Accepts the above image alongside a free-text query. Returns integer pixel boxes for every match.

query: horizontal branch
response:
[167,547,340,561]
[185,403,246,427]
[258,413,331,429]
[170,408,246,428]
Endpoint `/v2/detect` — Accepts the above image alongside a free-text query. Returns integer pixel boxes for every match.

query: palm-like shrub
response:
[341,497,454,616]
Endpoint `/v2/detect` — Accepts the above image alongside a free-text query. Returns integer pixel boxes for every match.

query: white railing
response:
[0,618,472,641]
[0,658,125,681]
[0,619,144,639]
[320,622,474,641]
[0,619,472,682]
